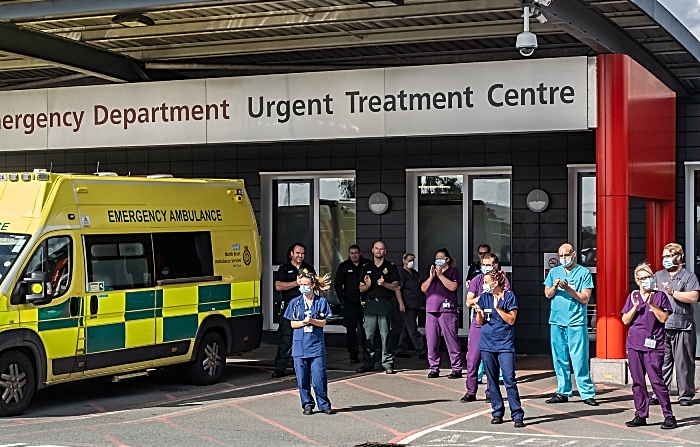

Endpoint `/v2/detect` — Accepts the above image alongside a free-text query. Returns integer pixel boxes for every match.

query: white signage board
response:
[544,253,560,279]
[0,57,594,151]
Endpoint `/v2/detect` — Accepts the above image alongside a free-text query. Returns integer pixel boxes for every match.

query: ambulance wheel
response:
[0,350,35,416]
[189,332,225,385]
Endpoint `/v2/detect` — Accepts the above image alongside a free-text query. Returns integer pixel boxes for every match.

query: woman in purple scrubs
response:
[622,262,677,429]
[421,248,462,379]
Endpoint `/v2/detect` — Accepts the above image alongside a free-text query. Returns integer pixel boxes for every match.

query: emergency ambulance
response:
[0,170,262,415]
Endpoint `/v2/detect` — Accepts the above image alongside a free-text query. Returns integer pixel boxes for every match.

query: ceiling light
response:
[112,13,155,27]
[360,0,404,6]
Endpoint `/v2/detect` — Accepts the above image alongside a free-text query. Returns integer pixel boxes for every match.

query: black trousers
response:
[273,316,293,372]
[388,305,405,355]
[343,302,365,360]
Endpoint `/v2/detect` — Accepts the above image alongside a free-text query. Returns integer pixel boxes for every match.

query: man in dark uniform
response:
[466,244,491,283]
[357,241,404,374]
[272,242,316,379]
[334,244,369,363]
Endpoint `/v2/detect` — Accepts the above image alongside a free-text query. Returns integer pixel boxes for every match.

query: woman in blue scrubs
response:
[474,269,524,428]
[283,271,334,415]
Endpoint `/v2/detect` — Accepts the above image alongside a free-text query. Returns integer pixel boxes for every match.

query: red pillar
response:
[646,201,676,272]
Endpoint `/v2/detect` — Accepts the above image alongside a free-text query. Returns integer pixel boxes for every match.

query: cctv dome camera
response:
[516,31,538,57]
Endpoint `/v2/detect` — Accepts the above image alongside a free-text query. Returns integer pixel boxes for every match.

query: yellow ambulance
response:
[0,170,262,415]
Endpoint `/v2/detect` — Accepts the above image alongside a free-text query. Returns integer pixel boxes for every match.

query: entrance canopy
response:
[0,0,695,95]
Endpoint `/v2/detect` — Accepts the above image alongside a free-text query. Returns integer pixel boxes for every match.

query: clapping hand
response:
[631,294,639,308]
[364,275,371,286]
[662,282,673,295]
[559,279,569,290]
[377,276,385,286]
[436,265,444,277]
[429,265,436,278]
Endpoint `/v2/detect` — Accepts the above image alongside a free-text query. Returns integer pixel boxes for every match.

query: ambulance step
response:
[111,370,150,382]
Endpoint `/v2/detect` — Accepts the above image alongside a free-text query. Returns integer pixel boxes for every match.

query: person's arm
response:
[307,317,327,328]
[436,266,459,292]
[561,284,592,305]
[621,302,637,326]
[290,319,306,329]
[466,291,477,307]
[359,274,371,294]
[395,288,405,313]
[663,287,699,304]
[543,272,560,299]
[421,265,435,293]
[496,307,517,326]
[275,274,300,292]
[474,302,485,325]
[648,293,670,324]
[334,266,346,302]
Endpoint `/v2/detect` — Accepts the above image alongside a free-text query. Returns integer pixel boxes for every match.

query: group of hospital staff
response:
[272,239,698,431]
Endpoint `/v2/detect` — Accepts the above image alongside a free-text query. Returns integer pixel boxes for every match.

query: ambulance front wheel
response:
[0,350,36,416]
[189,331,226,386]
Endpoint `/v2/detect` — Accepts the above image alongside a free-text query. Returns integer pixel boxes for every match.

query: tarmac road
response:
[0,345,698,447]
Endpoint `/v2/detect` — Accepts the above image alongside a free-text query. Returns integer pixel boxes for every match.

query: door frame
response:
[406,167,512,336]
[261,171,355,332]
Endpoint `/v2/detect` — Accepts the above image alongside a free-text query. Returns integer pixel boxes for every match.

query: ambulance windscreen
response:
[0,234,30,283]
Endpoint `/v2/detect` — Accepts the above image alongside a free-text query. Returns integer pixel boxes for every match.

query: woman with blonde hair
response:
[284,271,334,415]
[622,262,676,429]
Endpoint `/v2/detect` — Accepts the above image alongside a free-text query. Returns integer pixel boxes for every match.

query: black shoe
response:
[447,371,462,379]
[625,416,647,427]
[513,420,525,428]
[583,398,599,407]
[460,393,476,403]
[679,400,693,407]
[303,406,313,415]
[394,352,411,358]
[356,366,373,373]
[271,370,285,379]
[661,417,678,429]
[491,417,503,425]
[428,371,440,378]
[385,368,396,374]
[418,351,428,360]
[485,394,491,403]
[350,358,360,364]
[649,397,659,405]
[545,394,568,404]
[322,409,335,415]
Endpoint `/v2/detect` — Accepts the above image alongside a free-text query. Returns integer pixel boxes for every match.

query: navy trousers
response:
[482,351,524,421]
[293,355,331,411]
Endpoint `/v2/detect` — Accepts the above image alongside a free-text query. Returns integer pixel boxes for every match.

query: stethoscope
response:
[292,296,316,321]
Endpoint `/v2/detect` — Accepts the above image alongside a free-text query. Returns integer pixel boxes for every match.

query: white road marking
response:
[397,408,494,445]
[435,430,682,444]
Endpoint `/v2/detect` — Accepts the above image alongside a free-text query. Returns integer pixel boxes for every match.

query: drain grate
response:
[354,443,400,447]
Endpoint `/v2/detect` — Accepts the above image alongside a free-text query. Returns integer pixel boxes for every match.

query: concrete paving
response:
[0,344,698,447]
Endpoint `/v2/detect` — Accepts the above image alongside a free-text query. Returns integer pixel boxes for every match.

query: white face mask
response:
[560,257,573,268]
[662,257,676,270]
[299,285,312,296]
[641,277,656,291]
[482,284,493,294]
[406,261,414,269]
[481,265,494,274]
[435,259,446,267]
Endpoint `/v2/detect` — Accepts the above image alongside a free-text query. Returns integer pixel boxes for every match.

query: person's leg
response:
[567,325,595,400]
[362,301,379,370]
[402,308,426,355]
[550,325,573,397]
[465,323,482,394]
[293,357,314,409]
[499,352,523,421]
[388,305,405,355]
[646,350,674,419]
[378,300,395,370]
[439,312,463,372]
[274,317,293,373]
[627,349,648,418]
[425,312,442,372]
[673,329,696,403]
[660,330,676,395]
[344,303,360,361]
[482,351,504,418]
[310,355,331,411]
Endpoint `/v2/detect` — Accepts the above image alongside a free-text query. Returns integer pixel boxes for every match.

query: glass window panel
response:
[579,174,596,267]
[22,236,73,298]
[85,234,154,291]
[319,178,356,325]
[153,232,213,282]
[273,181,312,266]
[471,177,511,266]
[418,175,464,328]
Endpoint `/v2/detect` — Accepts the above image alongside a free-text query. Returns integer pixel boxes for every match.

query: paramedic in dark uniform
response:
[334,244,369,363]
[284,271,334,415]
[466,244,491,283]
[272,243,316,379]
[356,241,404,374]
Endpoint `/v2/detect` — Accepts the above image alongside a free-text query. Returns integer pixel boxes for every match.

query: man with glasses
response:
[466,244,491,284]
[650,243,699,407]
[543,243,598,406]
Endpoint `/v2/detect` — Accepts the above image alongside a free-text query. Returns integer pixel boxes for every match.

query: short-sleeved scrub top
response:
[284,294,333,359]
[544,264,594,326]
[477,291,519,353]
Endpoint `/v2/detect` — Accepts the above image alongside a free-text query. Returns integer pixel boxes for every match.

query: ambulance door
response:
[17,233,83,380]
[82,234,156,375]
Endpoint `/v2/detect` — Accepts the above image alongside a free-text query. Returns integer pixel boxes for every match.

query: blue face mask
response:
[641,277,656,291]
[482,284,493,294]
[560,257,573,268]
[435,259,446,267]
[299,285,312,296]
[662,257,676,270]
[481,265,494,274]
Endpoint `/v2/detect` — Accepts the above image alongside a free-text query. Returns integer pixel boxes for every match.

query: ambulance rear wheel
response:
[189,332,225,385]
[0,350,35,416]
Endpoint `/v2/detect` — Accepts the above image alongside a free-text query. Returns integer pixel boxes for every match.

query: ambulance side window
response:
[21,236,73,298]
[153,232,213,282]
[85,234,154,291]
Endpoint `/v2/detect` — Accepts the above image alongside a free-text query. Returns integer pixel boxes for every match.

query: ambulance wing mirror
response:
[23,271,52,306]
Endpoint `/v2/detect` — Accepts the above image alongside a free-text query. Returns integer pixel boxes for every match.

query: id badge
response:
[484,309,492,321]
[304,325,313,333]
[442,301,451,309]
[644,337,656,349]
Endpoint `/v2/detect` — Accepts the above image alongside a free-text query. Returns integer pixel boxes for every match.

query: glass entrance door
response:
[408,168,511,335]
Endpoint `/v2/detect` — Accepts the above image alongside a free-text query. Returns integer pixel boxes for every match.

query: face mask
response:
[481,265,493,274]
[641,277,656,290]
[560,257,573,268]
[662,257,676,270]
[482,284,493,294]
[435,259,446,267]
[299,285,312,296]
[407,261,414,269]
